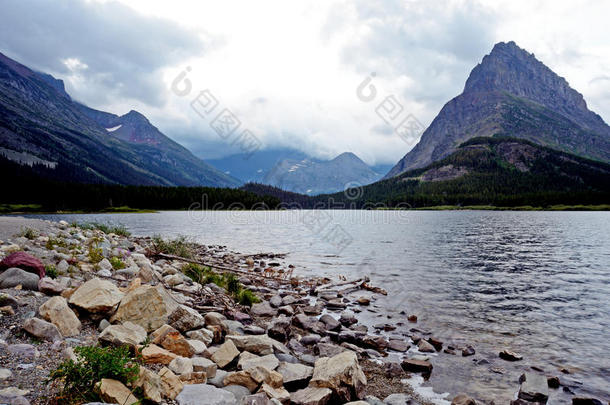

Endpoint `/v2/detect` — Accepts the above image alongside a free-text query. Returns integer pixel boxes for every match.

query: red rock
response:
[0,252,45,278]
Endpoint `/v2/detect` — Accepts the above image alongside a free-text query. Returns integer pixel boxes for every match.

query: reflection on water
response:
[25,211,610,402]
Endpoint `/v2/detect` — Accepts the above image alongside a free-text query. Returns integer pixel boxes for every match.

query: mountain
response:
[262,152,384,195]
[0,51,240,187]
[206,149,309,183]
[385,41,610,178]
[317,137,610,208]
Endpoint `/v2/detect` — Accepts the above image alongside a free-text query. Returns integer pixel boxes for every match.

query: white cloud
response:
[1,0,609,165]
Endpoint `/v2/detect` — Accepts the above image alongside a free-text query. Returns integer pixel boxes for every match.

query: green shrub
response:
[46,237,68,250]
[152,235,193,258]
[75,222,131,237]
[88,243,104,264]
[225,273,241,295]
[45,265,58,279]
[109,256,125,270]
[238,289,260,306]
[47,345,139,404]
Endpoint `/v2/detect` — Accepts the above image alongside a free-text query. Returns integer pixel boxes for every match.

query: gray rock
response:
[518,373,549,403]
[240,392,270,405]
[290,387,333,405]
[384,393,419,404]
[276,362,313,385]
[98,322,147,348]
[176,383,237,405]
[98,319,111,332]
[169,305,205,332]
[169,356,194,375]
[0,268,39,290]
[22,318,62,342]
[193,357,217,378]
[6,344,39,359]
[0,368,12,380]
[208,369,229,388]
[269,295,283,308]
[222,385,251,402]
[250,301,277,317]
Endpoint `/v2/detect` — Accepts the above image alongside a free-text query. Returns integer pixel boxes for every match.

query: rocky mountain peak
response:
[464,41,589,118]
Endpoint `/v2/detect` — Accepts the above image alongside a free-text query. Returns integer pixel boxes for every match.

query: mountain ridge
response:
[385,41,610,178]
[0,51,240,187]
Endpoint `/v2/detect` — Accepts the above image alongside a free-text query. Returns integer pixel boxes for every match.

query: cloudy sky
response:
[1,0,609,165]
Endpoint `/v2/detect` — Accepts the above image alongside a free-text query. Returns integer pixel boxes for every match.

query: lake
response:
[24,210,610,403]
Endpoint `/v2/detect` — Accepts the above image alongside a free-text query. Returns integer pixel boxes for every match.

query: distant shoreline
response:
[2,203,609,215]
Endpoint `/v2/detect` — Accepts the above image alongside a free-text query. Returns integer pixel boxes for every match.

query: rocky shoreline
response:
[0,218,604,405]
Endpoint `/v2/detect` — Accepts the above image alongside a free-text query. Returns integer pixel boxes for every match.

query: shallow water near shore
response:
[22,210,610,403]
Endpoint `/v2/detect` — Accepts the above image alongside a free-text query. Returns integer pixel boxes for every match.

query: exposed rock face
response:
[134,367,163,403]
[158,367,183,400]
[110,285,177,332]
[385,41,610,178]
[38,296,81,337]
[211,340,240,368]
[0,252,45,278]
[168,305,205,332]
[309,351,366,401]
[69,278,124,313]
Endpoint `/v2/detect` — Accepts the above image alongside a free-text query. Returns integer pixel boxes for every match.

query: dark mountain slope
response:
[0,52,239,187]
[385,41,610,178]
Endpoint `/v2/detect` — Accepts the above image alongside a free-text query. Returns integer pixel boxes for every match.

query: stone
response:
[499,349,523,361]
[0,252,45,278]
[205,312,227,326]
[134,367,163,403]
[222,320,245,335]
[462,346,475,357]
[38,277,64,295]
[269,295,283,308]
[170,357,194,375]
[240,354,280,371]
[162,331,196,357]
[356,297,370,306]
[0,293,19,309]
[212,340,240,368]
[244,325,266,335]
[248,366,283,388]
[319,314,341,331]
[6,344,39,359]
[417,340,435,353]
[180,371,208,384]
[38,296,81,337]
[300,335,321,346]
[110,285,177,332]
[241,392,270,405]
[258,383,290,404]
[0,268,39,290]
[547,376,560,388]
[452,393,477,405]
[401,359,433,374]
[388,340,409,352]
[277,362,313,386]
[226,335,287,356]
[223,371,258,392]
[518,373,549,403]
[226,385,254,402]
[208,369,229,388]
[193,357,217,378]
[151,324,179,343]
[0,387,29,397]
[188,339,207,355]
[572,398,603,405]
[99,321,147,348]
[317,343,346,358]
[0,368,12,380]
[175,383,237,405]
[96,378,139,405]
[187,328,214,345]
[384,394,415,404]
[158,367,184,400]
[427,337,443,351]
[326,298,347,309]
[169,305,205,332]
[251,301,277,317]
[69,278,124,313]
[22,317,62,342]
[310,351,366,401]
[141,344,178,365]
[0,305,15,315]
[339,311,358,326]
[290,387,333,405]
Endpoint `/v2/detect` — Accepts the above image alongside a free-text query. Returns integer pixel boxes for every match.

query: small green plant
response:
[181,263,259,306]
[47,345,139,404]
[238,289,260,306]
[75,222,131,237]
[19,227,38,239]
[45,265,58,279]
[151,235,193,258]
[46,237,68,251]
[88,243,104,264]
[109,256,125,270]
